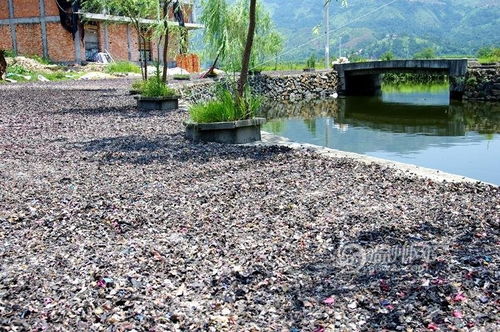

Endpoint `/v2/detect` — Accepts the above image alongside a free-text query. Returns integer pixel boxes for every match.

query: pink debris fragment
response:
[453,293,466,302]
[96,279,106,288]
[427,322,439,330]
[453,310,463,318]
[323,297,335,305]
[380,279,390,292]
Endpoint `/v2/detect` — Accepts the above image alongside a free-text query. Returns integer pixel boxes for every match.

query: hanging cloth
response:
[173,1,185,27]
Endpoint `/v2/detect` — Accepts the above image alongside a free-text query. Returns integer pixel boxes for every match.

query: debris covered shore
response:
[0,80,498,331]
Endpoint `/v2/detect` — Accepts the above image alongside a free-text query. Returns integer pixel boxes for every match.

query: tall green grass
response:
[139,77,176,97]
[189,87,262,123]
[106,61,141,74]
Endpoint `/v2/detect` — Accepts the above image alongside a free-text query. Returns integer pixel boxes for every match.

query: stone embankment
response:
[175,70,339,104]
[464,62,500,101]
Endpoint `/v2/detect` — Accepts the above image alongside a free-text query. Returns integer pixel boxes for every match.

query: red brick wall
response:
[0,1,10,19]
[107,24,129,61]
[44,0,59,16]
[16,23,42,56]
[46,22,75,62]
[128,27,140,62]
[0,26,13,50]
[13,0,40,18]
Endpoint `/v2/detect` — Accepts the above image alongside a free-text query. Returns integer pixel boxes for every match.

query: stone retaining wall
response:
[463,62,500,101]
[175,66,499,103]
[175,70,339,104]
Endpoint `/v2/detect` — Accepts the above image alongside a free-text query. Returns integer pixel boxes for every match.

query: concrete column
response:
[126,25,132,61]
[74,27,81,65]
[38,0,48,59]
[7,0,17,53]
[103,24,110,51]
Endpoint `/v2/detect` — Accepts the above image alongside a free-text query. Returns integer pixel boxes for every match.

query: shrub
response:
[413,47,436,59]
[106,61,141,74]
[380,51,395,61]
[189,87,262,123]
[3,49,16,57]
[139,77,176,97]
[306,54,316,69]
[477,47,500,63]
[8,64,32,75]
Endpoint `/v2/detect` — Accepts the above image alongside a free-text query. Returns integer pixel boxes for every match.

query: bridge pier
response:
[449,76,465,100]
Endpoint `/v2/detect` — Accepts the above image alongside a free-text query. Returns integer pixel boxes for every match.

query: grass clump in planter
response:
[173,74,191,80]
[131,80,145,91]
[189,87,262,123]
[106,61,141,74]
[139,76,177,97]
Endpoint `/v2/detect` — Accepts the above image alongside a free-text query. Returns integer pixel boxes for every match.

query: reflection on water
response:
[261,87,500,184]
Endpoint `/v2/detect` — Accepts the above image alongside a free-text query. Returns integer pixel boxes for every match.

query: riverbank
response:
[0,80,498,331]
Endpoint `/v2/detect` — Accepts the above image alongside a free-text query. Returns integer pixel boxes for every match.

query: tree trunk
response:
[202,52,220,78]
[0,50,7,80]
[140,35,148,80]
[162,1,170,83]
[237,0,257,99]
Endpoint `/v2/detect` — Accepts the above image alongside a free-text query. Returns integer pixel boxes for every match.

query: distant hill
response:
[256,0,500,61]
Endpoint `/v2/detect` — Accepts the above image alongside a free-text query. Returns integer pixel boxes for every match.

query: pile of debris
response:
[5,56,61,73]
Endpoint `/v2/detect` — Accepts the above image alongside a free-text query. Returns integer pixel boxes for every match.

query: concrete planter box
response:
[134,95,180,111]
[185,117,266,144]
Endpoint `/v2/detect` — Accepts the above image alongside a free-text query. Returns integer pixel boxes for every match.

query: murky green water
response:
[261,85,500,184]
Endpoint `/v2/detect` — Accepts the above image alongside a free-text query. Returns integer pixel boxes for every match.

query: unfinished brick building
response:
[0,0,202,67]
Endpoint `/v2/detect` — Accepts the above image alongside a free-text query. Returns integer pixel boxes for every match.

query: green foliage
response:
[6,63,81,82]
[382,83,449,94]
[189,86,262,123]
[477,47,500,63]
[348,55,368,63]
[200,0,230,62]
[413,47,436,59]
[106,61,141,74]
[139,76,176,97]
[383,73,448,85]
[380,51,395,61]
[173,74,190,80]
[8,64,32,76]
[3,49,16,57]
[306,54,316,69]
[132,80,145,90]
[28,54,52,65]
[201,0,284,72]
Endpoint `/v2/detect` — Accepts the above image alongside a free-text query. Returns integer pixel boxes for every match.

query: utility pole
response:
[324,0,330,68]
[339,36,342,58]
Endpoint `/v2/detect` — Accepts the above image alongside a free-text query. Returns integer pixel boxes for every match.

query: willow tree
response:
[223,0,283,73]
[199,0,230,77]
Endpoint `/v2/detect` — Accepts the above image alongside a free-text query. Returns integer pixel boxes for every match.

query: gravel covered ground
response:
[0,80,499,331]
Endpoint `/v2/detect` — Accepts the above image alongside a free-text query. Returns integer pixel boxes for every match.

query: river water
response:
[261,85,500,185]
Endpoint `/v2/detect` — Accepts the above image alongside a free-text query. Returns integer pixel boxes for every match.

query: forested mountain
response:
[211,0,499,61]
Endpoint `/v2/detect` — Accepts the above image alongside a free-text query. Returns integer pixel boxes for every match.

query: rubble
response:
[0,79,498,331]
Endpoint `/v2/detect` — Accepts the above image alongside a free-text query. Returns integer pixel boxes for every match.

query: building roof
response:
[78,12,204,30]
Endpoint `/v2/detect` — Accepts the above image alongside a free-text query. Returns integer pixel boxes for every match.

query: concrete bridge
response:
[334,59,468,99]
